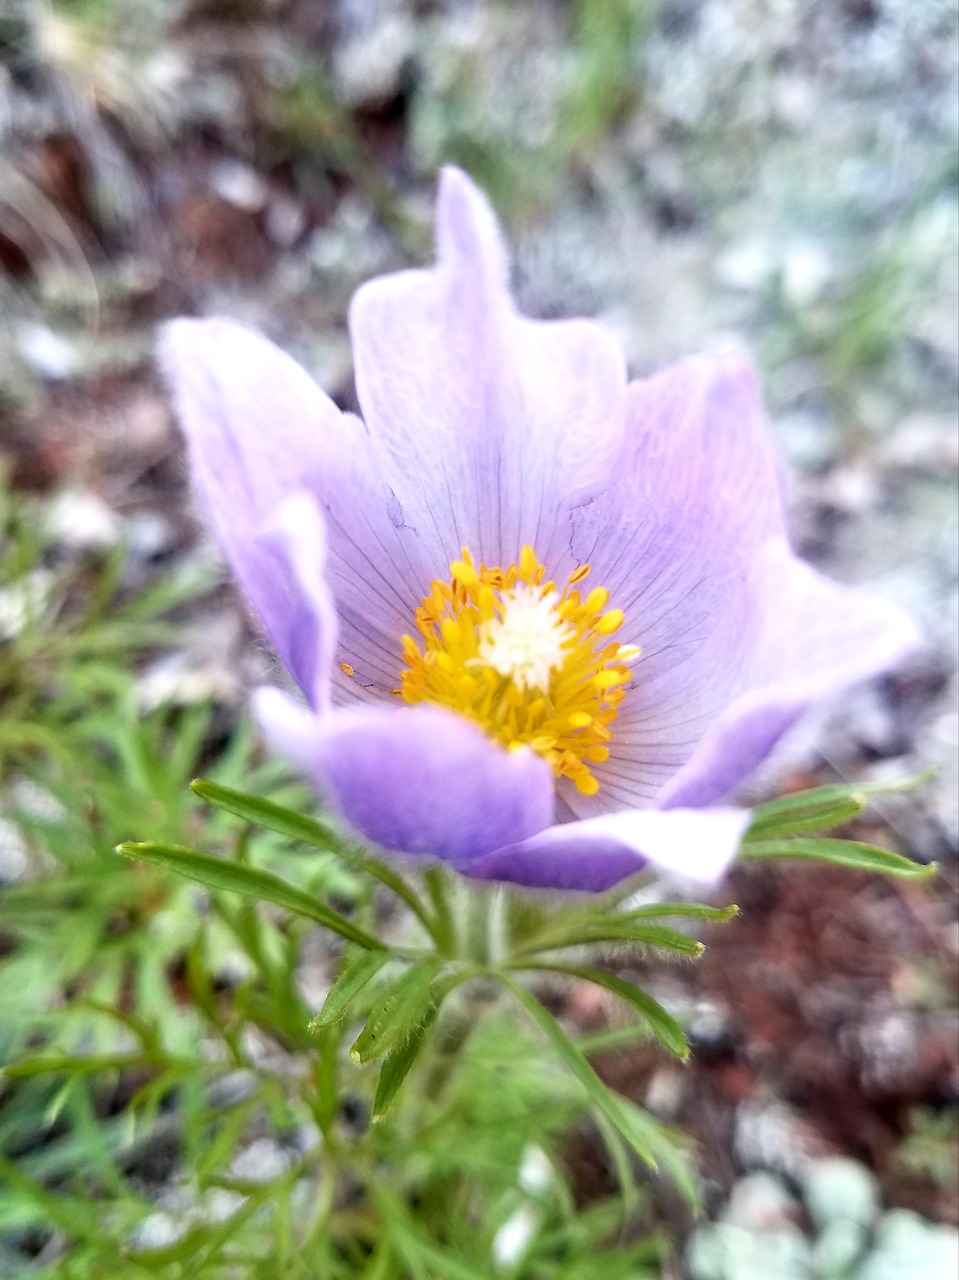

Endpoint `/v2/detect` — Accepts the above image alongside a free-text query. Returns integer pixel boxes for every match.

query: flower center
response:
[398,545,639,796]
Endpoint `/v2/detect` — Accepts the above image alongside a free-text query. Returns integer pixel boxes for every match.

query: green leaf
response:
[495,972,695,1201]
[746,789,866,838]
[746,770,934,840]
[350,956,445,1064]
[516,919,704,958]
[117,842,385,949]
[372,1006,441,1122]
[3,1053,152,1080]
[190,779,436,937]
[515,961,689,1060]
[371,967,476,1119]
[613,1095,699,1206]
[617,901,739,923]
[310,950,390,1030]
[740,837,935,880]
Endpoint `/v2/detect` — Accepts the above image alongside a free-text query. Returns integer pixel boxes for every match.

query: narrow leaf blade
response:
[745,791,865,838]
[517,920,704,958]
[310,950,390,1030]
[117,842,385,949]
[740,837,934,879]
[495,971,697,1199]
[372,1007,441,1122]
[618,902,739,924]
[517,961,689,1060]
[350,956,444,1065]
[190,779,435,934]
[371,968,473,1119]
[746,770,934,840]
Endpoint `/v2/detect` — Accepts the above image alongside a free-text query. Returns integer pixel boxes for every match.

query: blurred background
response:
[0,1,956,1276]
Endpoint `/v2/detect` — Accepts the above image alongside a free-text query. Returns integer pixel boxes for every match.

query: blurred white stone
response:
[645,1066,685,1118]
[818,464,882,515]
[492,1204,539,1270]
[782,243,833,308]
[518,1145,553,1194]
[687,1220,813,1280]
[45,489,120,552]
[15,322,82,381]
[722,1171,802,1234]
[803,1157,880,1231]
[229,1137,295,1183]
[735,1100,831,1178]
[335,14,414,106]
[210,160,269,213]
[0,815,30,881]
[0,570,56,640]
[813,1219,871,1275]
[878,415,959,476]
[136,651,240,710]
[714,241,776,292]
[266,194,307,249]
[860,1210,959,1280]
[124,509,178,562]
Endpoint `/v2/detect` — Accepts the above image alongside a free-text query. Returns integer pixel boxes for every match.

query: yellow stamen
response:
[399,547,640,795]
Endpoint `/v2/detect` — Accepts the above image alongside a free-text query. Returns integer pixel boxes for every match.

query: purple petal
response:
[254,694,555,869]
[563,354,787,810]
[255,495,337,711]
[656,540,920,808]
[160,319,345,701]
[466,807,752,892]
[349,166,627,571]
[160,319,432,706]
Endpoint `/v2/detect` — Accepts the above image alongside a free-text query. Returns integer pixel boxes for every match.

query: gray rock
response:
[859,1209,959,1280]
[803,1157,880,1232]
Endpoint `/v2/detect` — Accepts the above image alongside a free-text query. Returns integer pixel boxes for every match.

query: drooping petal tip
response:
[257,698,556,871]
[467,806,752,892]
[159,319,346,703]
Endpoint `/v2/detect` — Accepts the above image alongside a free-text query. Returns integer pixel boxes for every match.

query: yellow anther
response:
[451,558,478,587]
[595,609,624,635]
[594,668,629,689]
[399,545,640,793]
[583,587,610,614]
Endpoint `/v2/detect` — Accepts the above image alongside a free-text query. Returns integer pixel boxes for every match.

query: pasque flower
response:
[161,168,916,892]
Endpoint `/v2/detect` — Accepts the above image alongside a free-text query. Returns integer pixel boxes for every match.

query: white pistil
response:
[475,585,572,692]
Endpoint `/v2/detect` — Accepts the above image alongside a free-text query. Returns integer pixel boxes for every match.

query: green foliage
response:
[0,473,937,1275]
[893,1107,959,1193]
[743,774,937,879]
[0,480,679,1276]
[410,0,660,215]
